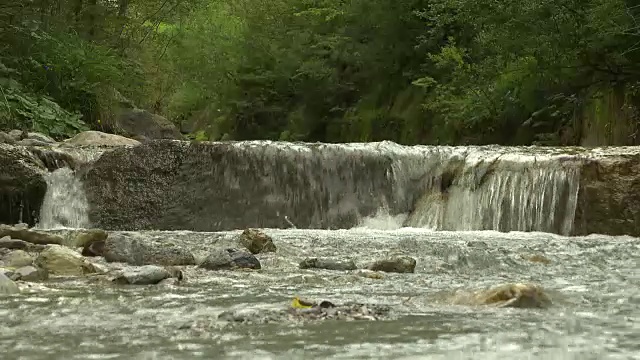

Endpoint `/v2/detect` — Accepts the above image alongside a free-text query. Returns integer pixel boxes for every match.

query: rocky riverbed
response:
[0,225,638,359]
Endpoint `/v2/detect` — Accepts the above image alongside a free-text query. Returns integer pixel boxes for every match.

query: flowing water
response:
[36,167,90,229]
[3,142,640,359]
[1,228,639,359]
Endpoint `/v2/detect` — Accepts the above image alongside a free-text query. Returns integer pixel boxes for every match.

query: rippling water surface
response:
[2,228,639,359]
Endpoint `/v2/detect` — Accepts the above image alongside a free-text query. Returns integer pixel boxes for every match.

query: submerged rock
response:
[64,131,141,147]
[2,250,34,268]
[35,245,97,276]
[452,283,552,309]
[103,234,195,266]
[217,300,392,325]
[366,256,416,273]
[0,272,19,295]
[10,265,48,282]
[238,228,277,254]
[299,257,357,271]
[0,225,63,245]
[112,265,173,285]
[199,248,261,270]
[521,254,552,264]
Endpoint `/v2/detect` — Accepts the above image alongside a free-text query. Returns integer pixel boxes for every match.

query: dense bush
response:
[1,0,639,144]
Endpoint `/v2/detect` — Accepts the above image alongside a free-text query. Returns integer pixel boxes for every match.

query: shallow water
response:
[1,228,639,359]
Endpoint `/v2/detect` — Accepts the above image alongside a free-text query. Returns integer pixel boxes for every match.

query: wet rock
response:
[0,236,29,250]
[103,234,195,266]
[3,250,34,268]
[366,256,416,273]
[0,272,19,295]
[64,228,108,249]
[28,147,78,171]
[80,141,399,232]
[299,257,357,271]
[0,131,15,144]
[356,269,384,279]
[16,138,51,147]
[7,130,23,141]
[112,265,172,285]
[81,240,106,257]
[10,265,48,282]
[164,266,184,281]
[0,225,63,245]
[114,108,183,140]
[466,241,489,249]
[199,248,261,270]
[238,228,276,254]
[0,145,47,226]
[89,261,110,274]
[12,223,28,230]
[27,132,56,144]
[453,283,552,309]
[35,245,97,276]
[158,277,181,286]
[63,131,141,147]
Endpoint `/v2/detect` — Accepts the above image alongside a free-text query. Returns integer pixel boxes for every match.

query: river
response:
[2,227,639,359]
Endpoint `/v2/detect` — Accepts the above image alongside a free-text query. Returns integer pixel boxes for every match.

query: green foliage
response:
[2,0,640,144]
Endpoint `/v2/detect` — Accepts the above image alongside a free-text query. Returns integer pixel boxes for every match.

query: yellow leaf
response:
[291,297,314,309]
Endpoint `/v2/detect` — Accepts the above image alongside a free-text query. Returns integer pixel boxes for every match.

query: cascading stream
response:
[354,144,582,235]
[36,167,90,229]
[401,151,581,235]
[41,140,589,235]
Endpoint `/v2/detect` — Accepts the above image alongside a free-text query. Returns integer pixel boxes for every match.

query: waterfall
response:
[358,144,582,235]
[402,154,581,234]
[81,140,586,234]
[36,167,90,229]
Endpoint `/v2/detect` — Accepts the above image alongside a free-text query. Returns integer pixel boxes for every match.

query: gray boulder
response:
[366,256,416,273]
[199,248,261,270]
[0,272,19,295]
[103,234,195,266]
[112,265,173,285]
[238,228,276,254]
[299,257,357,271]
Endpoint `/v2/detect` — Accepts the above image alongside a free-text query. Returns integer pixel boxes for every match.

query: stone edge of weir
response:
[2,139,640,237]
